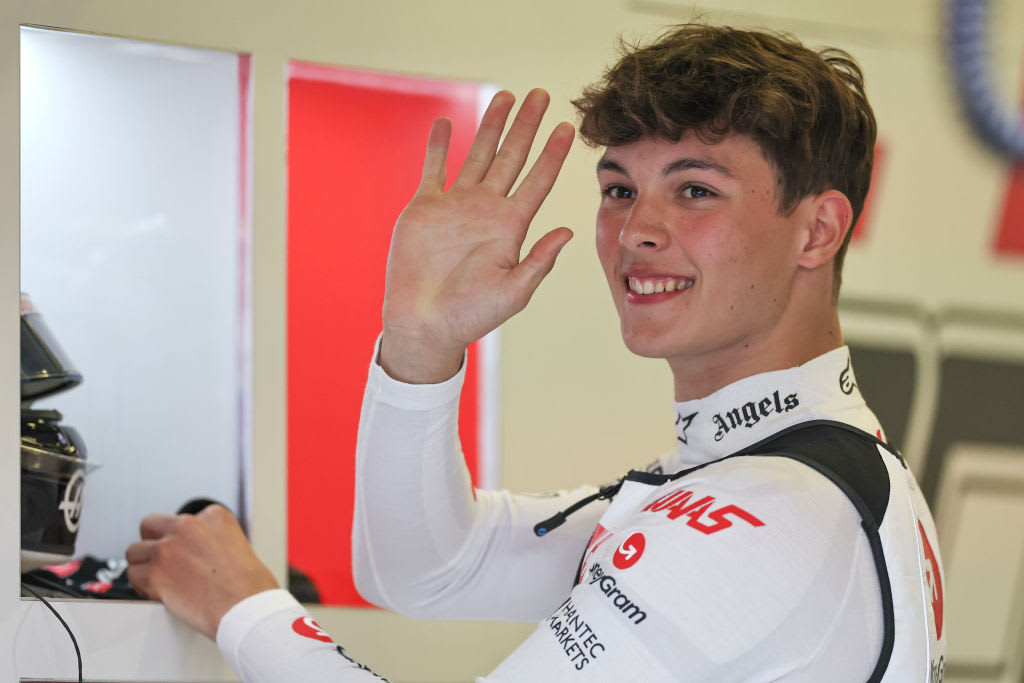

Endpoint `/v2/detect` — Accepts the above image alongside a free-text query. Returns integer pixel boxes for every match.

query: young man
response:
[127,24,946,682]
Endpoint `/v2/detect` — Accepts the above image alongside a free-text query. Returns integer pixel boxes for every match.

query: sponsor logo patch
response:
[840,357,857,395]
[676,411,698,444]
[643,488,765,535]
[587,563,647,625]
[612,532,645,570]
[918,520,944,640]
[712,390,798,441]
[59,469,85,534]
[292,616,333,643]
[546,596,606,671]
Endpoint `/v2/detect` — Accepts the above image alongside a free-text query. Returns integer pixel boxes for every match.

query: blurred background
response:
[4,0,1024,681]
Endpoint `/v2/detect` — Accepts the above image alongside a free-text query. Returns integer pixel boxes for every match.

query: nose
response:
[619,195,669,251]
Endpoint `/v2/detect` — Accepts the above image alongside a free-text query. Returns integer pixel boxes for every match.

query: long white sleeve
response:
[351,340,607,621]
[217,590,389,682]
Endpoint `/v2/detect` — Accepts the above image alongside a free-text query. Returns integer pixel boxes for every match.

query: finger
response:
[482,88,550,195]
[511,121,575,219]
[453,91,516,187]
[506,227,574,310]
[125,563,152,598]
[125,539,157,565]
[416,117,452,195]
[140,513,178,540]
[197,502,233,520]
[197,503,243,536]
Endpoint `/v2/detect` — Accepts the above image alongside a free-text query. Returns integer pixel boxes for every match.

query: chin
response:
[620,329,684,360]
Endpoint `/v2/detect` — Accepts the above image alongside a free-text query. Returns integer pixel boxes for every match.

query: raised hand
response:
[379,89,575,383]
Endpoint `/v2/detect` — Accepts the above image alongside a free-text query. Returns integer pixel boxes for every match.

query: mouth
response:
[626,275,694,296]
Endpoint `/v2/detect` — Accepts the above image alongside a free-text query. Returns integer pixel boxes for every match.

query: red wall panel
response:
[850,143,885,244]
[287,65,487,606]
[995,162,1024,256]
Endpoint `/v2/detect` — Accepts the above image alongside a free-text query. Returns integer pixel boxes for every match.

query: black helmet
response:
[20,293,94,570]
[21,292,82,404]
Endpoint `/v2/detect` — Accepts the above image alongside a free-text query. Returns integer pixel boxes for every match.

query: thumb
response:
[506,227,573,309]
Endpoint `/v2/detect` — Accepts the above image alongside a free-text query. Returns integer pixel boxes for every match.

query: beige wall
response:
[4,0,1024,680]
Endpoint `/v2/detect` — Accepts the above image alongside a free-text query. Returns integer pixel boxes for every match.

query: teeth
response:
[627,277,692,295]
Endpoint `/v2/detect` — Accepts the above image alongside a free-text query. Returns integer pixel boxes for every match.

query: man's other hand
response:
[125,504,278,640]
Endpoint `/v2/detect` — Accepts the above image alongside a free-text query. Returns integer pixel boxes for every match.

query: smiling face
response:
[596,132,826,395]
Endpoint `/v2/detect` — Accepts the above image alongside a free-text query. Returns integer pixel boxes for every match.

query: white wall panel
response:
[20,28,247,560]
[935,444,1024,683]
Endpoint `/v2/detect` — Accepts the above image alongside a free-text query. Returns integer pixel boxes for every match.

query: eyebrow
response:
[597,156,733,178]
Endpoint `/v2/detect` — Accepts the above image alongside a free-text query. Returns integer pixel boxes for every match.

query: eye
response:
[601,184,636,200]
[682,184,716,199]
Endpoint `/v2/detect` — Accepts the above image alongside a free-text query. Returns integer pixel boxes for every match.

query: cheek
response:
[687,223,736,275]
[594,217,619,273]
[695,222,782,291]
[730,229,796,303]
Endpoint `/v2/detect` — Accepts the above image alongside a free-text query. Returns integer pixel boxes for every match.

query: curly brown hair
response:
[573,24,876,296]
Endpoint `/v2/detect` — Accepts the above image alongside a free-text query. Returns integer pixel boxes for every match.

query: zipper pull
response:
[533,512,566,537]
[533,478,625,537]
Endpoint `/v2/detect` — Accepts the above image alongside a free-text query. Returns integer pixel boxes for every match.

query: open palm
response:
[380,89,575,383]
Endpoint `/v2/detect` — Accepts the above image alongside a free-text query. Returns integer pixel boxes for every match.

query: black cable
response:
[21,581,83,683]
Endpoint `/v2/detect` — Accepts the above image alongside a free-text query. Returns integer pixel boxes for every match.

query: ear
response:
[796,190,853,270]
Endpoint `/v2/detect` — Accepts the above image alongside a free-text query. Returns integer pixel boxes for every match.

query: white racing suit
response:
[216,344,946,682]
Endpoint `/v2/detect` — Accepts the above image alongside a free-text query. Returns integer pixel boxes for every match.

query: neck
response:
[669,295,843,402]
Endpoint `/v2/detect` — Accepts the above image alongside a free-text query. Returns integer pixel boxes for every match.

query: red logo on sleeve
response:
[292,616,334,643]
[918,520,944,640]
[613,532,646,570]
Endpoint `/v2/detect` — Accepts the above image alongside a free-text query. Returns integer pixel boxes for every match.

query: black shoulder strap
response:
[597,419,900,682]
[718,420,899,683]
[729,419,901,530]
